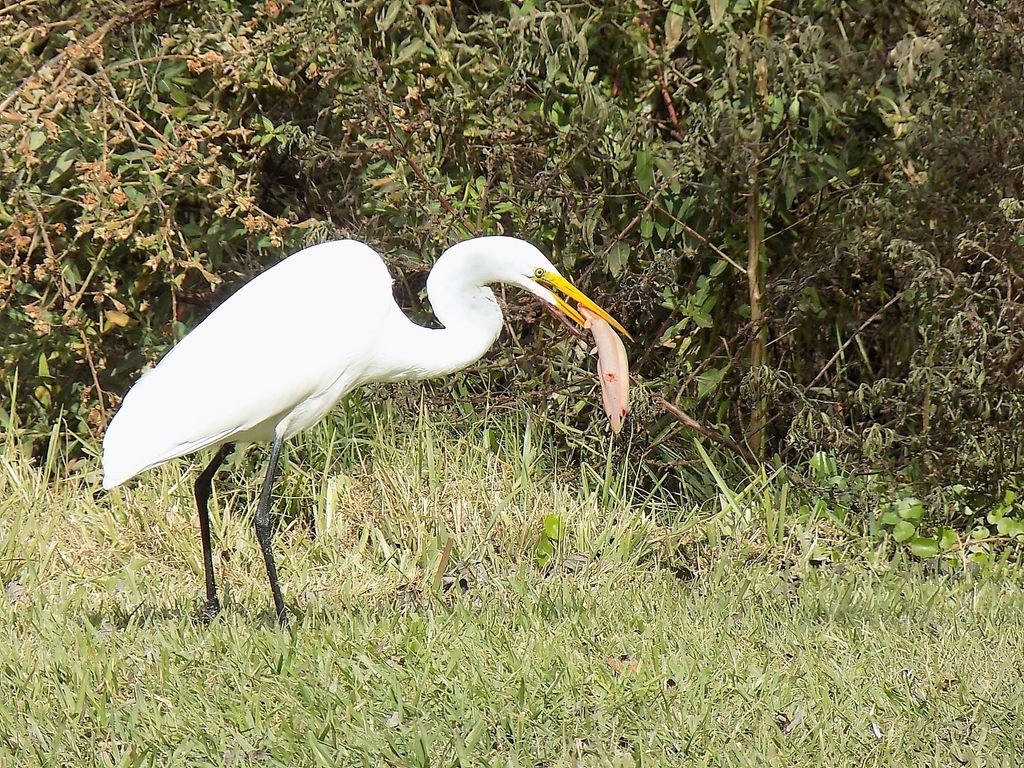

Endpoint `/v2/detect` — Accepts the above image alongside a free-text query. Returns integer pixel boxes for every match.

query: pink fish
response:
[579,304,629,433]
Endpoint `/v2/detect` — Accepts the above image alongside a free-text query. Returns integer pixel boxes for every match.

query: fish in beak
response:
[578,304,630,433]
[534,271,631,433]
[535,271,632,340]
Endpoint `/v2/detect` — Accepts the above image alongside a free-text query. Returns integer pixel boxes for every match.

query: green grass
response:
[1,411,1023,766]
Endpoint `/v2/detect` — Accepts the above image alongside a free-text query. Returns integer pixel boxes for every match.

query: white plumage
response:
[102,240,394,487]
[101,235,627,622]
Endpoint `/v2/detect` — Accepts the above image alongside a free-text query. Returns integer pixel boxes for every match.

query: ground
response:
[1,415,1022,766]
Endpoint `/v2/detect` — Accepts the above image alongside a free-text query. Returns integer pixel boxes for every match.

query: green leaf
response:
[788,97,801,123]
[378,0,402,32]
[899,498,924,521]
[937,527,957,550]
[47,147,79,184]
[821,153,851,183]
[892,520,916,543]
[709,0,728,28]
[880,510,901,526]
[635,148,653,193]
[696,368,725,399]
[28,131,47,150]
[545,54,560,81]
[665,9,685,51]
[607,242,630,277]
[809,108,823,143]
[393,39,424,66]
[510,0,535,15]
[543,514,562,541]
[168,85,191,106]
[909,537,940,558]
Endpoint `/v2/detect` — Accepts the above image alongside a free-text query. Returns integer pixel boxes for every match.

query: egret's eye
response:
[533,267,545,279]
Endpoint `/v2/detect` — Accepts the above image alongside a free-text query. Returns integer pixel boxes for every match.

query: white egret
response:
[102,236,629,624]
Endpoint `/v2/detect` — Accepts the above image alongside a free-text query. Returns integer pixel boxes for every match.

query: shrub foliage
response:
[2,1,1023,513]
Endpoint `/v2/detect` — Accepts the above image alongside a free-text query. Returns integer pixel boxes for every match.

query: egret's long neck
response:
[377,243,504,382]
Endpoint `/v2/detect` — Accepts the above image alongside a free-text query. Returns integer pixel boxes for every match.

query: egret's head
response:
[487,237,631,339]
[438,236,630,339]
[522,264,631,339]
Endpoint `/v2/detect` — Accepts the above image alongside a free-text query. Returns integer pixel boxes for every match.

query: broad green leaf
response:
[697,368,725,399]
[665,9,685,51]
[809,108,823,143]
[607,242,630,277]
[899,498,924,521]
[535,535,554,566]
[46,147,79,184]
[543,514,562,541]
[880,510,901,526]
[938,527,957,550]
[106,310,131,328]
[892,520,916,543]
[909,537,940,557]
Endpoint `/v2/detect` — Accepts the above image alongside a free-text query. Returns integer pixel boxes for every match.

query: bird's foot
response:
[197,597,221,624]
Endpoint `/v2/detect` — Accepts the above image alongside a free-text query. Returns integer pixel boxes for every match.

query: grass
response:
[1,407,1023,766]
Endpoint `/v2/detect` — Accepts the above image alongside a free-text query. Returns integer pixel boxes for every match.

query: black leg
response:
[254,434,288,625]
[194,442,235,620]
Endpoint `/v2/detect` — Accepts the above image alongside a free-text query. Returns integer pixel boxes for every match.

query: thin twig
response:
[580,180,663,283]
[675,312,773,404]
[0,0,43,17]
[105,54,195,72]
[651,201,745,274]
[654,393,760,466]
[946,535,1021,553]
[645,34,680,129]
[0,18,116,112]
[807,290,906,388]
[372,85,471,233]
[0,0,189,112]
[78,329,108,428]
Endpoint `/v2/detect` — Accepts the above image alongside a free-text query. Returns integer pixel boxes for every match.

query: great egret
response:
[102,236,629,624]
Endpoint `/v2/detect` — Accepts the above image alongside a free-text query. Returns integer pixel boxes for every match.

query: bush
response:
[2,0,1023,526]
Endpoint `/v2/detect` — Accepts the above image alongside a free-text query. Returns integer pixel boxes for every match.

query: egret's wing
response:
[102,240,397,488]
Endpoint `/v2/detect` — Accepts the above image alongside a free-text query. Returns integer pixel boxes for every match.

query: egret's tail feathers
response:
[102,421,236,490]
[101,435,166,489]
[102,464,138,491]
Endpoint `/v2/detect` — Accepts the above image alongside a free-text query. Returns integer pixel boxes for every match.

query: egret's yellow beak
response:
[536,271,632,340]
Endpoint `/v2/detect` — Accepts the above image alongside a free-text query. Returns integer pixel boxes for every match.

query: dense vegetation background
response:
[2,0,1023,549]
